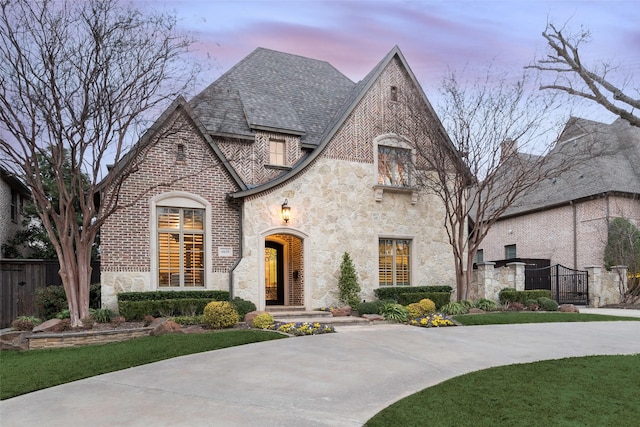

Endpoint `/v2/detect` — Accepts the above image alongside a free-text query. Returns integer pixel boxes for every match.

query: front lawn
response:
[1,329,284,400]
[366,354,640,426]
[453,311,640,325]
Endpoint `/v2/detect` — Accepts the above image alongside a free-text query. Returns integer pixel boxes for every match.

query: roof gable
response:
[190,48,355,144]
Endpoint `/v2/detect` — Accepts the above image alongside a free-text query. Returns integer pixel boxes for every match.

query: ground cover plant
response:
[365,354,640,426]
[0,330,284,400]
[453,311,640,325]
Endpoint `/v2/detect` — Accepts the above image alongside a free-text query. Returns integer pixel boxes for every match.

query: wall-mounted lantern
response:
[281,199,291,223]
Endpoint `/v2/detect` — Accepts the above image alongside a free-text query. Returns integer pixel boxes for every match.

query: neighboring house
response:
[0,166,30,257]
[100,46,458,311]
[479,117,640,271]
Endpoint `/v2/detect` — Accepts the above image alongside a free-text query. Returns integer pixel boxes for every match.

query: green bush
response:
[499,288,553,305]
[252,312,275,329]
[92,308,114,323]
[170,315,204,326]
[118,298,214,320]
[474,299,499,311]
[55,309,70,319]
[117,290,229,302]
[229,297,256,319]
[381,303,409,323]
[357,301,385,315]
[35,284,102,320]
[396,292,451,308]
[338,252,361,309]
[537,297,559,311]
[441,302,469,315]
[375,286,453,301]
[203,301,239,329]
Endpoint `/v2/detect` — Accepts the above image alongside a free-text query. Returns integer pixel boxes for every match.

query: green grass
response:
[0,329,284,400]
[453,311,640,325]
[366,354,640,426]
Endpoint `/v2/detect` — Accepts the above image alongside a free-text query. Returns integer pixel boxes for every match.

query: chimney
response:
[500,138,517,161]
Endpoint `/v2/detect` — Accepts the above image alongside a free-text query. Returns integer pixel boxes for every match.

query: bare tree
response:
[0,0,196,326]
[394,68,584,300]
[530,23,640,128]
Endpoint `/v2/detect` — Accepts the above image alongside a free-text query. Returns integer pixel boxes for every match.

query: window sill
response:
[265,164,292,171]
[373,185,418,204]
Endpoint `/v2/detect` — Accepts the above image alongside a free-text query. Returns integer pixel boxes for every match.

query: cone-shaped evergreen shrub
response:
[338,252,361,309]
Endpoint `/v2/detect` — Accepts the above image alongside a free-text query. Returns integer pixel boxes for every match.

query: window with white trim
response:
[269,138,286,166]
[157,207,205,287]
[379,239,411,286]
[378,145,411,187]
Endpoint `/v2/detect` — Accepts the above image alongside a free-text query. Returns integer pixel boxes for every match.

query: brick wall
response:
[101,107,241,294]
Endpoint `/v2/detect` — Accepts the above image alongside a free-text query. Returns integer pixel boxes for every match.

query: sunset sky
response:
[143,0,639,122]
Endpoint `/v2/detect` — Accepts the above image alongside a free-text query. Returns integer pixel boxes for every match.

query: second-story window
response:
[378,145,410,187]
[269,139,286,166]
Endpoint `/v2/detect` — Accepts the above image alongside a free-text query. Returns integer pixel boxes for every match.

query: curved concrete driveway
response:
[2,315,640,426]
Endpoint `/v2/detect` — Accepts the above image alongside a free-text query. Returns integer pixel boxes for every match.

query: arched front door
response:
[265,241,284,305]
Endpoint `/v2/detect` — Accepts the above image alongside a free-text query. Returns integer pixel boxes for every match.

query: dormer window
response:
[390,86,398,102]
[269,138,286,166]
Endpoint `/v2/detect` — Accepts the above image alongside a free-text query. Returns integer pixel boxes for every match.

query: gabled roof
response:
[0,165,30,196]
[190,48,355,145]
[230,46,454,199]
[502,117,640,217]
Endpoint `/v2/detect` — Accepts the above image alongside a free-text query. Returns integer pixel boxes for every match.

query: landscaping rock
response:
[468,308,485,314]
[149,319,182,336]
[32,318,62,333]
[244,310,268,324]
[361,314,385,321]
[0,331,29,351]
[330,307,352,317]
[559,304,580,313]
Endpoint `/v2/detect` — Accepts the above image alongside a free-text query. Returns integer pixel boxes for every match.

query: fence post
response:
[474,262,497,301]
[585,266,601,307]
[506,262,526,292]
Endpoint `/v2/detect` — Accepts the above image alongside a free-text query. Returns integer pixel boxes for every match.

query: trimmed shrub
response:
[170,315,205,326]
[474,299,499,311]
[499,288,553,305]
[338,252,361,309]
[375,286,453,301]
[118,298,213,320]
[203,301,239,329]
[441,302,468,315]
[381,303,409,323]
[252,312,275,329]
[418,298,436,314]
[396,292,451,308]
[406,303,423,319]
[117,290,229,302]
[229,297,256,319]
[537,297,559,311]
[499,288,518,304]
[357,301,384,316]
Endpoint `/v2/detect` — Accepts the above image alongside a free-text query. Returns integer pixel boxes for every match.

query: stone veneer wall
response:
[100,109,241,310]
[28,328,152,349]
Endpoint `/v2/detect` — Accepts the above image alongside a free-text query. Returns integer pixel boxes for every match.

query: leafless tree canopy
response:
[0,0,195,326]
[395,67,587,300]
[530,23,640,128]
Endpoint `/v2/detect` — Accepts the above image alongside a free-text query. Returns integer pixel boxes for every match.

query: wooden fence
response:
[0,259,100,328]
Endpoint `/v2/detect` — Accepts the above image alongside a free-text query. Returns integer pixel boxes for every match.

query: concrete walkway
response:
[2,310,640,426]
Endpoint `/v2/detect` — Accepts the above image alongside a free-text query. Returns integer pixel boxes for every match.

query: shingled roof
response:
[503,117,640,217]
[189,48,355,146]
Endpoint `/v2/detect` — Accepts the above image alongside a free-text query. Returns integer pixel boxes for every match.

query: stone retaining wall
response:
[27,328,153,350]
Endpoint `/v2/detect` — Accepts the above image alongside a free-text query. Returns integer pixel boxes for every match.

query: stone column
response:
[585,266,601,307]
[475,262,496,301]
[506,262,526,291]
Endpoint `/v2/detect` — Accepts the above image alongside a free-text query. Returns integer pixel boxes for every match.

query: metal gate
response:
[525,264,589,305]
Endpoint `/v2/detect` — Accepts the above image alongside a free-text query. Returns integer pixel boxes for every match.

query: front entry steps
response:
[266,306,374,326]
